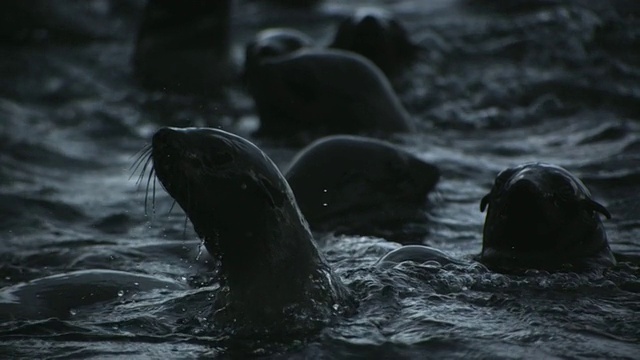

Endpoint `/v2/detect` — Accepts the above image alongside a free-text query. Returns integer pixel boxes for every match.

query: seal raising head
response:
[479,163,615,272]
[149,127,350,332]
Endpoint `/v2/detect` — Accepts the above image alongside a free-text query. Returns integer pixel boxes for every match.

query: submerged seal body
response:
[247,48,415,141]
[330,8,419,75]
[150,127,350,330]
[479,163,615,272]
[285,135,439,242]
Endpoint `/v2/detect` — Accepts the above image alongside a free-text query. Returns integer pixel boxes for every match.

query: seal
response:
[479,162,616,272]
[375,245,468,270]
[244,28,313,80]
[0,269,185,321]
[285,135,440,242]
[330,8,419,75]
[150,127,351,333]
[247,48,415,141]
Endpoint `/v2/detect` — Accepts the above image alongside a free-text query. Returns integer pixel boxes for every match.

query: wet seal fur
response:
[150,127,351,333]
[0,270,185,321]
[330,7,420,75]
[285,135,440,242]
[479,163,615,272]
[246,48,415,141]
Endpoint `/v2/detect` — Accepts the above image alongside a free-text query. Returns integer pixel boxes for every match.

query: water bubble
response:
[322,203,328,207]
[323,189,328,193]
[69,309,77,316]
[133,282,139,287]
[240,183,247,190]
[117,290,124,297]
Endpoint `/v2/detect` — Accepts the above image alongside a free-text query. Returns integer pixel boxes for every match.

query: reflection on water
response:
[0,0,639,358]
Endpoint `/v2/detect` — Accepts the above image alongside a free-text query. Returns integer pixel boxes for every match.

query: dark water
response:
[1,0,639,358]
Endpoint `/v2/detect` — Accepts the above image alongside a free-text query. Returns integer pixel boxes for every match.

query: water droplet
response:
[69,309,77,316]
[332,304,339,311]
[322,203,328,207]
[133,282,139,286]
[196,241,204,260]
[117,290,124,297]
[323,189,328,193]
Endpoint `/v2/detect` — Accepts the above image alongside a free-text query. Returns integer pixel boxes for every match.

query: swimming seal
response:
[244,28,313,83]
[479,163,615,272]
[150,127,351,332]
[0,269,185,321]
[247,48,415,141]
[285,135,439,242]
[330,8,419,75]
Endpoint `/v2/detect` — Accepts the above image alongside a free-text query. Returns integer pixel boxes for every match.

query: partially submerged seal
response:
[330,8,419,75]
[285,135,439,242]
[479,163,615,272]
[244,28,313,83]
[246,48,415,141]
[150,127,351,332]
[0,269,185,321]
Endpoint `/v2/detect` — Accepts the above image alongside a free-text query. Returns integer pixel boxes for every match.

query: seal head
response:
[244,28,313,83]
[151,127,350,331]
[331,8,419,75]
[480,163,615,272]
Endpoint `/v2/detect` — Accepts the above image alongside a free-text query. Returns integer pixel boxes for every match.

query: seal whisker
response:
[129,143,152,161]
[136,153,154,187]
[183,214,188,240]
[129,146,152,180]
[144,165,156,216]
[168,199,177,215]
[152,167,157,214]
